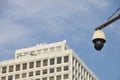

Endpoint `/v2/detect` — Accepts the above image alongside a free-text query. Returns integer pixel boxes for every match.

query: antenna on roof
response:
[63,40,67,43]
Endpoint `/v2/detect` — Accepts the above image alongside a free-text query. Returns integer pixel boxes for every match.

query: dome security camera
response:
[92,30,106,51]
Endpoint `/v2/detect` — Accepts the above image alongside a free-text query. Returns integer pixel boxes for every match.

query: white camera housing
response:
[92,30,106,50]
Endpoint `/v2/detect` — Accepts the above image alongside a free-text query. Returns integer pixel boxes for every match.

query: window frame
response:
[64,56,69,63]
[29,62,34,69]
[57,57,62,64]
[16,64,20,71]
[2,66,7,73]
[50,58,55,65]
[43,59,48,66]
[22,63,27,70]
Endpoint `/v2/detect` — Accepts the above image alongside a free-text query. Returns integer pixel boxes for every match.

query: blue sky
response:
[0,0,120,80]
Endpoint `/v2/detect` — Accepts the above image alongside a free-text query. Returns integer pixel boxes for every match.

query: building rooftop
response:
[15,40,69,59]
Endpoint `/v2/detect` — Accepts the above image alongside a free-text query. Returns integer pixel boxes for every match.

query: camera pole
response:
[92,8,120,51]
[95,14,120,30]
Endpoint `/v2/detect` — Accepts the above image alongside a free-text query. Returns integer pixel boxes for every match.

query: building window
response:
[50,68,54,73]
[56,46,61,51]
[29,62,34,69]
[43,48,48,53]
[73,66,75,71]
[64,74,69,79]
[72,75,74,80]
[56,67,61,72]
[22,73,27,78]
[15,74,20,79]
[64,66,69,71]
[64,56,69,63]
[37,50,41,54]
[84,69,86,77]
[49,76,54,80]
[57,57,62,64]
[75,60,77,67]
[75,78,78,80]
[89,75,92,80]
[36,70,40,75]
[17,53,22,58]
[30,51,35,56]
[78,63,80,70]
[43,69,47,74]
[42,77,47,80]
[87,72,89,79]
[36,60,41,67]
[2,66,7,73]
[1,76,6,80]
[29,72,33,77]
[9,65,14,72]
[78,73,80,79]
[50,47,54,52]
[75,70,77,75]
[8,75,13,80]
[92,77,95,80]
[43,59,48,66]
[50,58,55,65]
[56,75,61,80]
[23,63,27,70]
[16,64,20,71]
[81,66,84,75]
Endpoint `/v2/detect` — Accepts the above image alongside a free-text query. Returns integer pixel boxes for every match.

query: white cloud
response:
[0,0,115,60]
[0,0,114,42]
[1,0,89,35]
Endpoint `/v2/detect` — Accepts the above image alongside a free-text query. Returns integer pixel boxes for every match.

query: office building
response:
[0,40,99,80]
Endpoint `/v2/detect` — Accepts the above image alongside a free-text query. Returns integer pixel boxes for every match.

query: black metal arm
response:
[95,14,120,30]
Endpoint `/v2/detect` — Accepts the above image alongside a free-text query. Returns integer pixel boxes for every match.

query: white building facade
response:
[0,40,99,80]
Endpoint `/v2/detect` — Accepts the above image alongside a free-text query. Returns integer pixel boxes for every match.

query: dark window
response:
[64,66,69,71]
[1,76,6,80]
[15,74,20,79]
[42,77,47,80]
[2,67,7,73]
[8,75,13,80]
[57,57,62,64]
[29,72,33,77]
[57,67,61,72]
[36,70,40,75]
[49,76,54,80]
[43,59,48,66]
[22,73,27,78]
[23,63,27,70]
[64,74,69,79]
[36,60,41,67]
[9,65,14,72]
[43,69,47,74]
[50,58,55,65]
[56,75,61,80]
[29,62,34,69]
[50,68,54,73]
[64,56,69,63]
[16,64,20,71]
[75,60,77,66]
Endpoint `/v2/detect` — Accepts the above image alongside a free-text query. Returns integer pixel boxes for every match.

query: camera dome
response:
[92,30,106,51]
